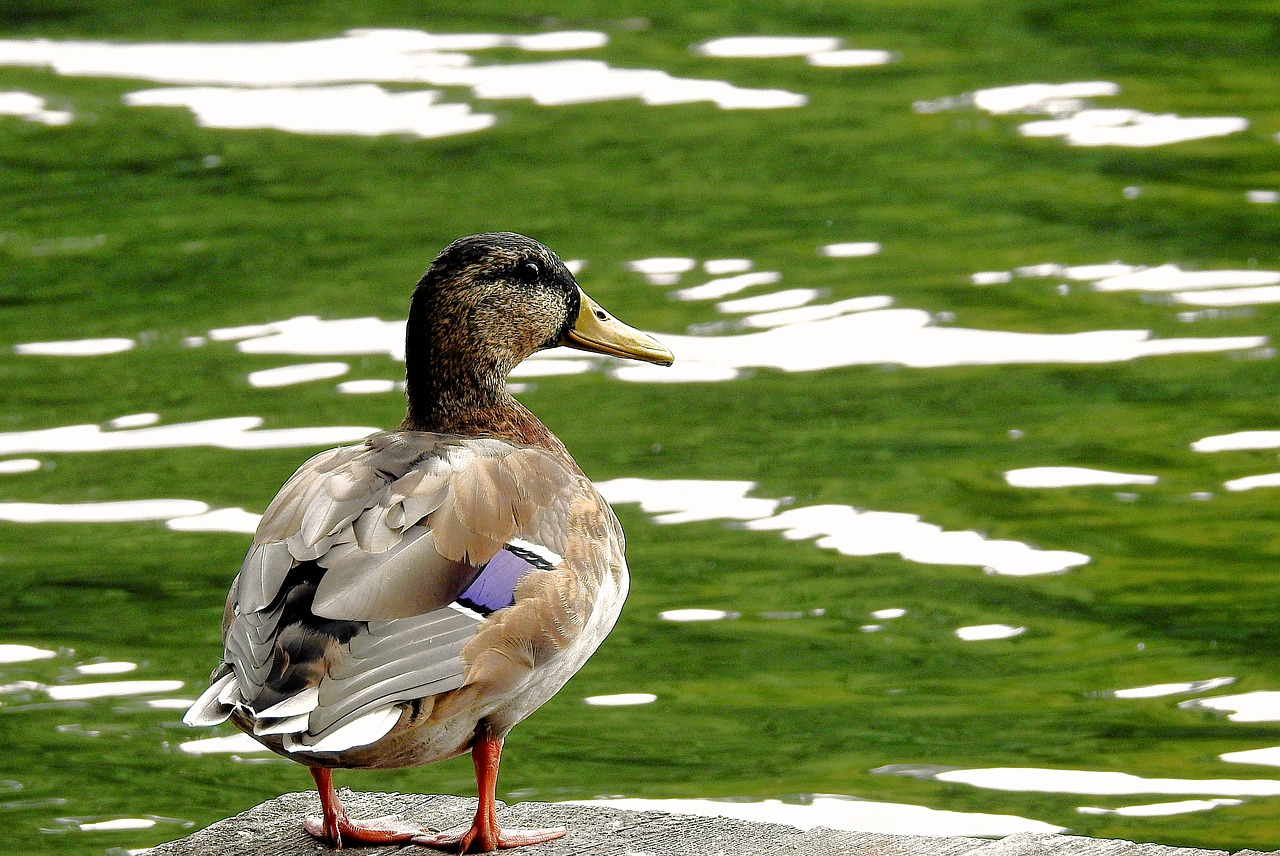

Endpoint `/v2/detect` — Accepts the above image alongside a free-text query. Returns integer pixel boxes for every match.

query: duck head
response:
[403,232,673,433]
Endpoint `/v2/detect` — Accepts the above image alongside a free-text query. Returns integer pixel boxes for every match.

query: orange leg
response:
[304,767,424,849]
[413,735,567,853]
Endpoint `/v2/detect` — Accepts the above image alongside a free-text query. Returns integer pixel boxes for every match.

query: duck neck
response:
[400,340,568,455]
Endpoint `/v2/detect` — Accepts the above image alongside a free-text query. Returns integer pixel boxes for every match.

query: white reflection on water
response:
[695,36,840,58]
[564,794,1061,837]
[0,680,42,694]
[661,608,824,622]
[165,507,261,534]
[1063,263,1141,280]
[1177,286,1280,308]
[108,413,160,429]
[147,698,195,710]
[44,813,192,835]
[1005,467,1158,488]
[14,337,134,356]
[75,818,156,831]
[177,733,269,755]
[0,29,586,86]
[46,680,183,701]
[311,59,806,110]
[1112,677,1235,699]
[0,90,73,125]
[1094,266,1280,293]
[693,37,895,69]
[7,464,1089,573]
[974,260,1280,313]
[1180,692,1280,722]
[20,253,1268,391]
[0,415,377,454]
[743,505,1087,576]
[246,361,348,388]
[598,478,780,523]
[1021,111,1248,147]
[0,499,209,524]
[583,693,657,706]
[1224,473,1280,492]
[1221,747,1280,767]
[820,241,881,258]
[0,644,57,663]
[1192,431,1280,452]
[337,379,401,394]
[659,609,740,622]
[917,81,1120,115]
[915,81,1247,147]
[809,50,898,68]
[736,296,893,330]
[930,767,1280,796]
[0,30,808,132]
[0,497,260,533]
[955,624,1025,641]
[75,662,137,676]
[127,85,495,139]
[716,289,819,314]
[672,271,782,300]
[1077,798,1241,817]
[627,257,696,285]
[597,479,1089,577]
[614,311,1262,382]
[213,315,405,358]
[704,258,752,275]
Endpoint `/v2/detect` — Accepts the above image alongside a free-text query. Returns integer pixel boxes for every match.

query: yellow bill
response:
[561,288,674,366]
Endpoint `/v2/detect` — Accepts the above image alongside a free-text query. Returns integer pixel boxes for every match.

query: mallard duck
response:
[184,232,672,851]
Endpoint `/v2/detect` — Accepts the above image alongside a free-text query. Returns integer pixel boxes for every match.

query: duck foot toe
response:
[304,813,428,849]
[412,824,567,852]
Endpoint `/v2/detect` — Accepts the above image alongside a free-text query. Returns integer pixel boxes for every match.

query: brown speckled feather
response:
[214,429,625,758]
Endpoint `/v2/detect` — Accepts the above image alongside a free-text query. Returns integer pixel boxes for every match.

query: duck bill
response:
[561,288,674,366]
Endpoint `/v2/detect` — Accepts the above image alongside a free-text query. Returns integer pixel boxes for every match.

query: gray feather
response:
[305,608,479,735]
[310,526,479,621]
[292,704,404,753]
[256,686,319,718]
[236,540,295,614]
[254,712,311,736]
[183,672,237,727]
[353,503,401,553]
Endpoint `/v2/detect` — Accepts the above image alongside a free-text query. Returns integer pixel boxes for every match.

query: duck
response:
[184,232,673,852]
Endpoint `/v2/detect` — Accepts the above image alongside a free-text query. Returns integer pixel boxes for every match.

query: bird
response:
[183,232,673,851]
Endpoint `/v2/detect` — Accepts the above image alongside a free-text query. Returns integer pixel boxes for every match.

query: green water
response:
[3,1,1280,852]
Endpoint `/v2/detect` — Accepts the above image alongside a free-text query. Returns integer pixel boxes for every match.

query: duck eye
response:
[515,261,541,283]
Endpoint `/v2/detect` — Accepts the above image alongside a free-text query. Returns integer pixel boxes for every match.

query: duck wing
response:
[186,430,614,754]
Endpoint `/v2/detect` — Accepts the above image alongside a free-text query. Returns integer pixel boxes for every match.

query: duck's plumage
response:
[185,232,670,851]
[189,430,625,765]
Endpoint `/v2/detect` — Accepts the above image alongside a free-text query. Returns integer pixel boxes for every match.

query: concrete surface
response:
[146,791,1278,856]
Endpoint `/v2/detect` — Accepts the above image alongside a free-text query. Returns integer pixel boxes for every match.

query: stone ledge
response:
[147,791,1277,856]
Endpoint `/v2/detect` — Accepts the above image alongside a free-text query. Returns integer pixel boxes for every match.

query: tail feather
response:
[283,704,402,754]
[183,672,238,727]
[253,711,311,736]
[255,685,319,719]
